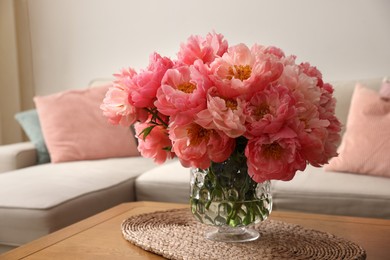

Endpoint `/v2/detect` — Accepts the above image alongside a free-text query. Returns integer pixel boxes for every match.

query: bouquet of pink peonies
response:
[101,32,341,183]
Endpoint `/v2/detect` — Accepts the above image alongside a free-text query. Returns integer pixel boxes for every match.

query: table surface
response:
[2,201,390,259]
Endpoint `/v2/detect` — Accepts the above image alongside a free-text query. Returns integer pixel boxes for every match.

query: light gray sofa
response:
[1,78,390,254]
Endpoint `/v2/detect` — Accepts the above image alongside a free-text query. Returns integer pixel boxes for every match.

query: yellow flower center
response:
[187,124,211,146]
[225,98,238,110]
[254,103,270,119]
[300,118,309,129]
[177,82,196,94]
[227,65,252,81]
[262,142,283,160]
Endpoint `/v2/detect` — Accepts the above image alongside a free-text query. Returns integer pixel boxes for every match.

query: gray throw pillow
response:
[14,109,50,164]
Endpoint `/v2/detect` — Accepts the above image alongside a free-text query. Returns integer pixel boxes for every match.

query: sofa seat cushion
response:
[272,165,390,219]
[0,157,155,249]
[136,161,390,219]
[135,160,190,203]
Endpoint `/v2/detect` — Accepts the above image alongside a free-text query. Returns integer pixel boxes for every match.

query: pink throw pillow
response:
[34,85,139,163]
[325,84,390,177]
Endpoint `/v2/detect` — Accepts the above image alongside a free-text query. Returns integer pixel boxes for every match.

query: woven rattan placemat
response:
[121,208,366,260]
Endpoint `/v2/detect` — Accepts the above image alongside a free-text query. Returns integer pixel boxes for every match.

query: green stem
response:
[226,202,242,226]
[144,108,169,128]
[205,164,219,210]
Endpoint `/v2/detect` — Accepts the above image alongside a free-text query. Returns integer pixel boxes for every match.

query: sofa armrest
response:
[0,142,38,173]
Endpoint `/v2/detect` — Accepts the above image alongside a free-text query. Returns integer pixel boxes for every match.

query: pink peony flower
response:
[134,122,175,164]
[177,32,228,65]
[101,31,342,183]
[245,84,297,138]
[302,83,341,166]
[112,67,137,88]
[276,64,299,91]
[261,45,286,59]
[209,43,284,98]
[245,129,306,183]
[320,87,342,156]
[281,65,321,103]
[127,53,174,108]
[100,69,148,126]
[195,87,247,138]
[298,127,331,167]
[154,61,211,125]
[322,115,341,162]
[289,81,341,167]
[169,122,235,169]
[300,62,324,88]
[278,66,326,123]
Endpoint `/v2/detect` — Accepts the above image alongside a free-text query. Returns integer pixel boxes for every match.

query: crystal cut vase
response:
[190,154,272,242]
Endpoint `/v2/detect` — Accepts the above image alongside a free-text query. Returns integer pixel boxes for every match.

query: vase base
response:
[205,226,260,243]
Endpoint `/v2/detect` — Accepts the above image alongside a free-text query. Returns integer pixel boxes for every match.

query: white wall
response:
[24,0,390,96]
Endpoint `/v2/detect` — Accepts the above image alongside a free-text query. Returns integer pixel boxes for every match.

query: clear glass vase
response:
[190,153,272,243]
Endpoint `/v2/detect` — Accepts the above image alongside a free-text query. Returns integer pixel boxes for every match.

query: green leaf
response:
[138,125,156,140]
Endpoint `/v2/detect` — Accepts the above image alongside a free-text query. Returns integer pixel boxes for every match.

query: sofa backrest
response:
[331,77,384,134]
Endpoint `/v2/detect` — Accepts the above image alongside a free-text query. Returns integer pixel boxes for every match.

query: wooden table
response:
[2,201,390,259]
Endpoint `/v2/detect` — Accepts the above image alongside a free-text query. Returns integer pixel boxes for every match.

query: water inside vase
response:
[191,197,272,227]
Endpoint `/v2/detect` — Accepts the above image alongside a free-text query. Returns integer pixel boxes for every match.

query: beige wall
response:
[0,0,22,144]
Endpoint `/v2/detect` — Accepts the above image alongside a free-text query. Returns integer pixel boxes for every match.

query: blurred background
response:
[1,0,389,145]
